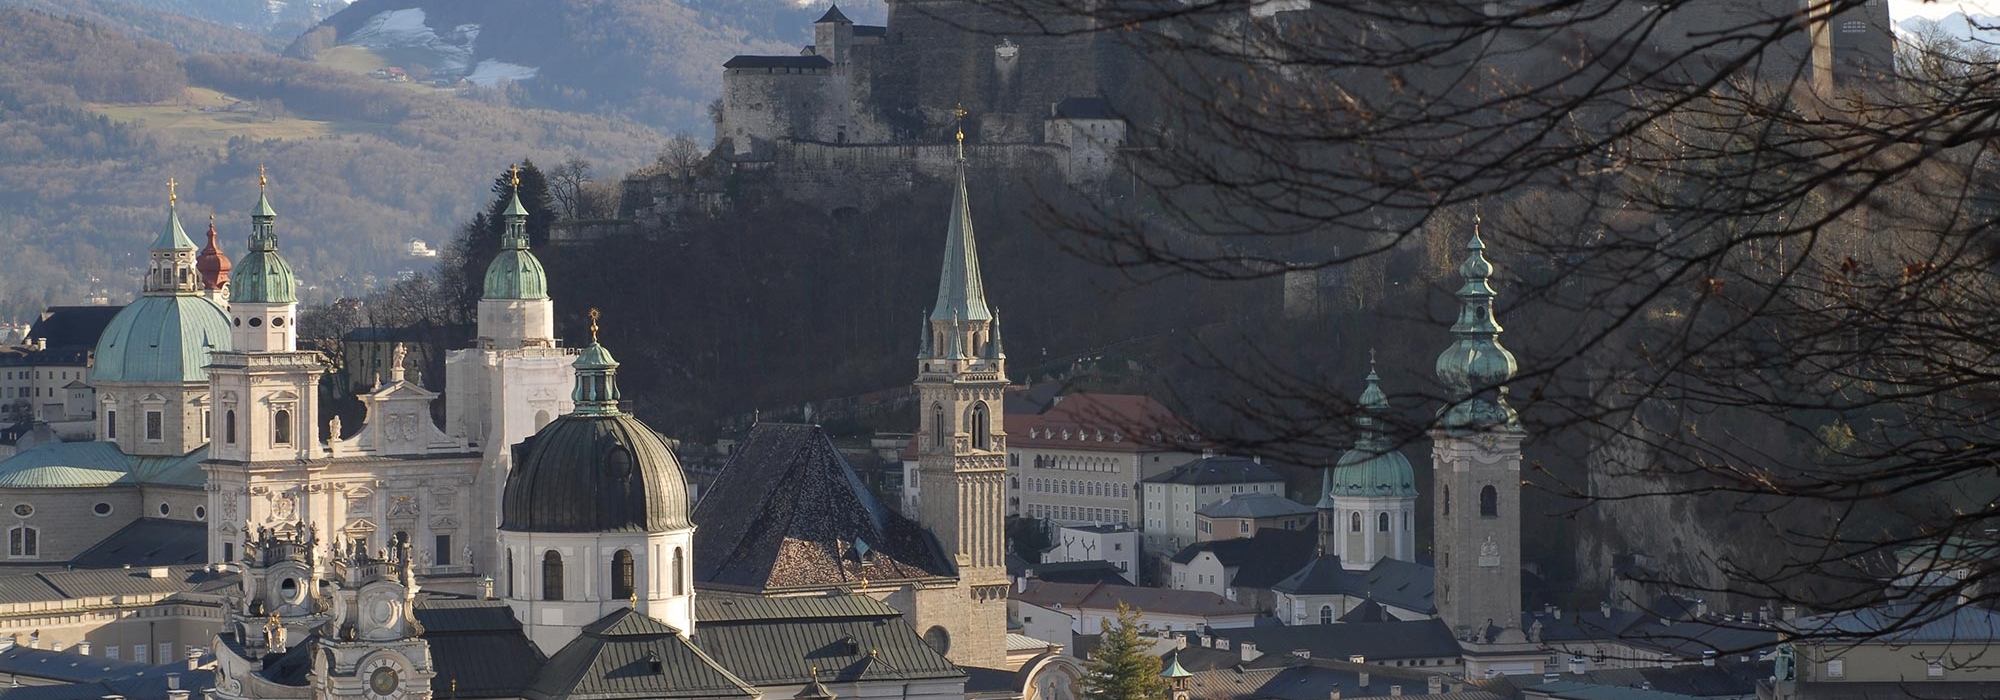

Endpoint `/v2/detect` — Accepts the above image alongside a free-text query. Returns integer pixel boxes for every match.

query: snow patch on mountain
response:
[344,8,520,78]
[466,60,537,86]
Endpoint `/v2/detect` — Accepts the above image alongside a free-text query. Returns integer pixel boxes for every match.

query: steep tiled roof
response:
[529,608,756,700]
[692,424,952,591]
[1144,457,1284,485]
[1273,556,1435,615]
[1010,394,1196,453]
[691,594,965,687]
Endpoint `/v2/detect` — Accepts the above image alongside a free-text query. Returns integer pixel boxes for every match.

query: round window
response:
[195,506,206,520]
[92,503,111,517]
[272,317,285,327]
[248,317,262,327]
[232,317,241,327]
[923,625,951,655]
[12,504,31,518]
[158,503,170,516]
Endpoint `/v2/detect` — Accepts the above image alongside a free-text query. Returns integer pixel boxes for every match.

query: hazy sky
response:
[1892,0,2000,19]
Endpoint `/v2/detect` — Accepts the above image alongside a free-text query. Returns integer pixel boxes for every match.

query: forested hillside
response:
[0,9,657,318]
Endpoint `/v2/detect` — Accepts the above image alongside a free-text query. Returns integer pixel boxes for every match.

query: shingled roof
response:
[1274,556,1436,616]
[692,423,953,591]
[691,595,965,687]
[1168,529,1316,589]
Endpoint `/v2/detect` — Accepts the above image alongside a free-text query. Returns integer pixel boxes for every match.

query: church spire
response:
[571,309,623,416]
[929,156,991,322]
[501,164,530,249]
[482,164,549,300]
[153,178,196,252]
[1434,210,1518,431]
[232,169,297,305]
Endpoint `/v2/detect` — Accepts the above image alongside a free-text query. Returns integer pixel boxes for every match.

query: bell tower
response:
[910,136,1010,669]
[1430,215,1529,655]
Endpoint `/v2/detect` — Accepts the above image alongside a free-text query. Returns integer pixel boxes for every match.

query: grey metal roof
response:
[692,424,951,591]
[25,306,123,349]
[1184,663,1483,700]
[722,55,832,70]
[1196,494,1315,519]
[1210,620,1461,662]
[503,412,691,533]
[1022,560,1128,585]
[691,595,965,687]
[693,593,903,623]
[529,608,756,700]
[1272,556,1436,615]
[71,518,206,568]
[413,596,547,698]
[1144,457,1285,485]
[1525,681,1707,700]
[1496,663,1766,700]
[0,442,210,489]
[1786,602,2000,644]
[1169,530,1316,589]
[1775,681,2000,700]
[0,670,214,700]
[0,647,162,684]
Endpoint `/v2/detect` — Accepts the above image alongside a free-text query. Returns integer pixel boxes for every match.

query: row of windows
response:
[1030,454,1123,473]
[5,386,78,398]
[1346,511,1412,533]
[4,370,80,381]
[1025,477,1130,499]
[1439,485,1501,518]
[524,547,688,601]
[79,642,176,663]
[1027,504,1129,524]
[110,409,294,445]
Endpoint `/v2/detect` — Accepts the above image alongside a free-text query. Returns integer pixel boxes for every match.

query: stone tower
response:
[444,166,576,578]
[910,150,1010,669]
[1321,359,1417,569]
[1430,220,1525,641]
[206,176,328,563]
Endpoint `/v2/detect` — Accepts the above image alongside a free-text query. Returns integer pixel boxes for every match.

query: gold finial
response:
[510,163,521,189]
[209,213,216,225]
[629,588,638,606]
[258,164,267,190]
[167,178,178,205]
[951,104,969,158]
[589,308,601,342]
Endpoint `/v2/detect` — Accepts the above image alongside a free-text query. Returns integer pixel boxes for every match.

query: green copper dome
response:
[232,187,298,304]
[483,186,549,300]
[1331,363,1416,498]
[92,295,232,382]
[1435,223,1519,431]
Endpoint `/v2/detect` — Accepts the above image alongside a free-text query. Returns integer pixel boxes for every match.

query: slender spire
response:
[1315,463,1336,509]
[1355,351,1390,451]
[917,310,932,359]
[153,179,196,251]
[946,310,965,360]
[502,164,530,249]
[572,309,623,416]
[929,154,991,322]
[984,309,1005,359]
[253,165,276,219]
[1435,207,1518,430]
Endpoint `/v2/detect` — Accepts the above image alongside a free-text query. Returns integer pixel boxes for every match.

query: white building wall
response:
[500,528,697,655]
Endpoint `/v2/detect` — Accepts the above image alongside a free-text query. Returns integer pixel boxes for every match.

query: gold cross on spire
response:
[167,178,178,205]
[589,308,601,342]
[952,103,969,159]
[258,164,267,190]
[510,163,521,188]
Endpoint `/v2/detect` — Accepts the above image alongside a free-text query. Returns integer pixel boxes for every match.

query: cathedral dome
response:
[92,296,232,383]
[232,248,297,304]
[483,249,549,300]
[500,330,690,533]
[1331,445,1417,498]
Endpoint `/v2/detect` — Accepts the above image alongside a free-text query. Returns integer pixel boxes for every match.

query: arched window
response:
[506,551,515,597]
[1349,512,1362,532]
[1378,512,1391,532]
[672,547,686,596]
[970,403,991,450]
[1442,485,1451,515]
[225,410,236,444]
[542,551,564,601]
[1480,485,1498,517]
[273,409,292,444]
[1320,605,1334,624]
[8,526,36,557]
[931,403,947,450]
[612,550,635,601]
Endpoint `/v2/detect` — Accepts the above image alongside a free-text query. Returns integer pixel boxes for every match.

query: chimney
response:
[1703,651,1717,667]
[1599,602,1612,619]
[167,674,180,691]
[1427,677,1443,695]
[1328,689,1340,700]
[1390,687,1402,696]
[1240,641,1259,662]
[0,635,14,651]
[1553,608,1563,620]
[29,630,39,649]
[186,647,202,671]
[1357,669,1370,689]
[1017,577,1028,594]
[1543,673,1561,684]
[1569,656,1587,674]
[1642,682,1652,691]
[481,577,495,600]
[74,641,89,656]
[1782,605,1799,622]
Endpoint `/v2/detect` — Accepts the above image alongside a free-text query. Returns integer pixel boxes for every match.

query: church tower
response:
[1322,358,1417,569]
[910,144,1010,669]
[499,314,696,654]
[1430,219,1527,643]
[198,215,233,308]
[205,174,328,563]
[444,166,576,579]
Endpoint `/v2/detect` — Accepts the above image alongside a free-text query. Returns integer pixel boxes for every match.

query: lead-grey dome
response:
[500,412,692,533]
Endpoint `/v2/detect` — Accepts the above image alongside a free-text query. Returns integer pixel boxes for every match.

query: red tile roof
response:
[1008,393,1197,453]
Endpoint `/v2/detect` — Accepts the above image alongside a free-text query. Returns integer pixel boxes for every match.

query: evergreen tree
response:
[1084,604,1169,700]
[444,160,557,320]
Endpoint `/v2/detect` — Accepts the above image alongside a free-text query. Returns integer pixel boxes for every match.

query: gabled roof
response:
[1169,529,1316,590]
[814,4,851,23]
[1197,493,1315,519]
[1010,394,1196,453]
[691,593,965,687]
[1273,556,1435,615]
[530,608,756,700]
[1144,456,1284,485]
[1340,598,1391,623]
[692,423,953,591]
[1210,620,1461,662]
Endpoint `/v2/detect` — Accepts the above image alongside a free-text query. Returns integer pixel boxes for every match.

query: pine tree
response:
[1084,604,1170,700]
